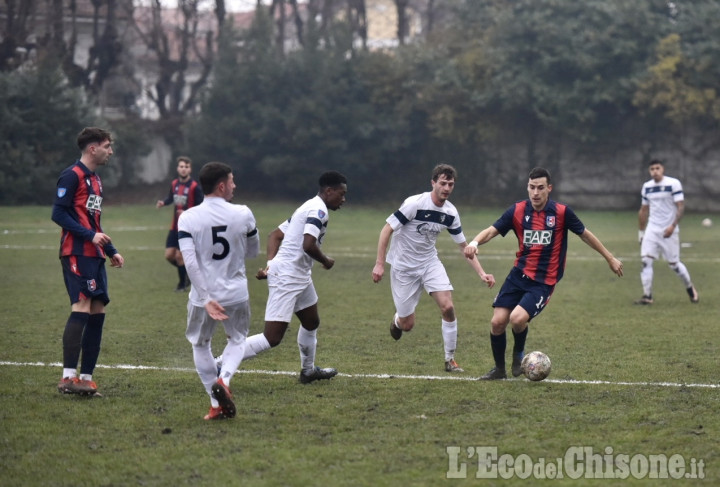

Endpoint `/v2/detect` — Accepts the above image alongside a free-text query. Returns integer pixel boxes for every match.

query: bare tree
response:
[347,0,367,49]
[127,0,224,127]
[394,0,409,45]
[0,0,35,71]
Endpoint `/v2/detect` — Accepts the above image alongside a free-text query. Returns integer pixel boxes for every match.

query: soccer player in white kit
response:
[372,164,495,373]
[178,162,260,420]
[242,171,348,384]
[636,159,699,305]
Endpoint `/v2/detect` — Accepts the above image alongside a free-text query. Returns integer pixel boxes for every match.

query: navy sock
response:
[512,327,528,357]
[178,265,187,286]
[63,312,90,369]
[490,333,507,369]
[80,313,105,375]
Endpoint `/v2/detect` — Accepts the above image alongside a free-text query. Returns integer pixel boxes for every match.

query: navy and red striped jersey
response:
[493,199,585,285]
[51,160,117,259]
[162,178,203,231]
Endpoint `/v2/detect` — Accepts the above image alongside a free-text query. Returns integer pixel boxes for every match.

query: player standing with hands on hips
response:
[52,127,124,396]
[178,162,259,420]
[372,163,495,373]
[635,159,699,305]
[464,167,623,380]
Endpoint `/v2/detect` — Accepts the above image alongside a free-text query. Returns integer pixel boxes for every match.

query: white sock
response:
[218,337,246,386]
[392,312,407,331]
[243,333,271,360]
[670,262,693,288]
[297,326,317,373]
[63,368,77,379]
[640,256,654,296]
[79,374,92,381]
[193,344,220,407]
[442,319,458,362]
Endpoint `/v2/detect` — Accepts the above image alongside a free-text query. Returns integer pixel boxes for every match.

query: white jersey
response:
[178,196,259,307]
[386,192,466,271]
[269,195,329,282]
[641,176,684,229]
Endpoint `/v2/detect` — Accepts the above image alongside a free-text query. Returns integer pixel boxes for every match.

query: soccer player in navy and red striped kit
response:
[464,167,624,380]
[52,127,125,395]
[156,156,203,291]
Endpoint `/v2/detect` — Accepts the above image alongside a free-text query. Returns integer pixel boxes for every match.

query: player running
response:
[636,159,699,305]
[372,164,495,373]
[226,171,348,384]
[156,156,203,292]
[465,167,623,380]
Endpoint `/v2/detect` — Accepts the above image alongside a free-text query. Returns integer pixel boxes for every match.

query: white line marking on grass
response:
[1,361,718,389]
[4,244,720,263]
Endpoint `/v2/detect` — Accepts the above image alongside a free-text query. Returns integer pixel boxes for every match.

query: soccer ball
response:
[701,218,712,228]
[521,351,551,381]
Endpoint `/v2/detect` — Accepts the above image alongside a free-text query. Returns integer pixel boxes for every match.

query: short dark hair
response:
[649,159,663,166]
[529,167,551,184]
[432,163,457,182]
[177,156,192,165]
[198,162,232,195]
[77,127,112,151]
[318,171,347,189]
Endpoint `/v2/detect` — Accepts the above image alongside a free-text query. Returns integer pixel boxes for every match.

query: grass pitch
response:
[1,202,719,486]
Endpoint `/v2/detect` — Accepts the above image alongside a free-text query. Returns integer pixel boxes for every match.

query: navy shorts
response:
[61,255,110,305]
[493,267,554,321]
[165,230,179,249]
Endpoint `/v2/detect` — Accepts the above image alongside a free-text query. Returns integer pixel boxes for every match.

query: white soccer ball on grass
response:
[701,218,712,228]
[521,351,552,381]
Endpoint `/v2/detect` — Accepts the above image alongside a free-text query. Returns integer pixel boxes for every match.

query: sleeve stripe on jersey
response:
[247,228,258,237]
[448,226,462,235]
[178,230,192,239]
[393,210,409,225]
[305,217,324,230]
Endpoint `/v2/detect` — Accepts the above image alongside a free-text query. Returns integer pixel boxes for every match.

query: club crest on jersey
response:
[546,216,556,228]
[57,188,67,198]
[318,210,326,219]
[87,279,97,292]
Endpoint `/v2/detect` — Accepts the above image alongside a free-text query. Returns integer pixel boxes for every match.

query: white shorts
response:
[390,261,453,318]
[265,274,318,323]
[641,225,680,262]
[185,300,250,347]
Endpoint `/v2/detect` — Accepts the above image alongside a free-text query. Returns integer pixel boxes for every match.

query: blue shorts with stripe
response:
[165,230,179,249]
[493,266,554,321]
[61,255,110,306]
